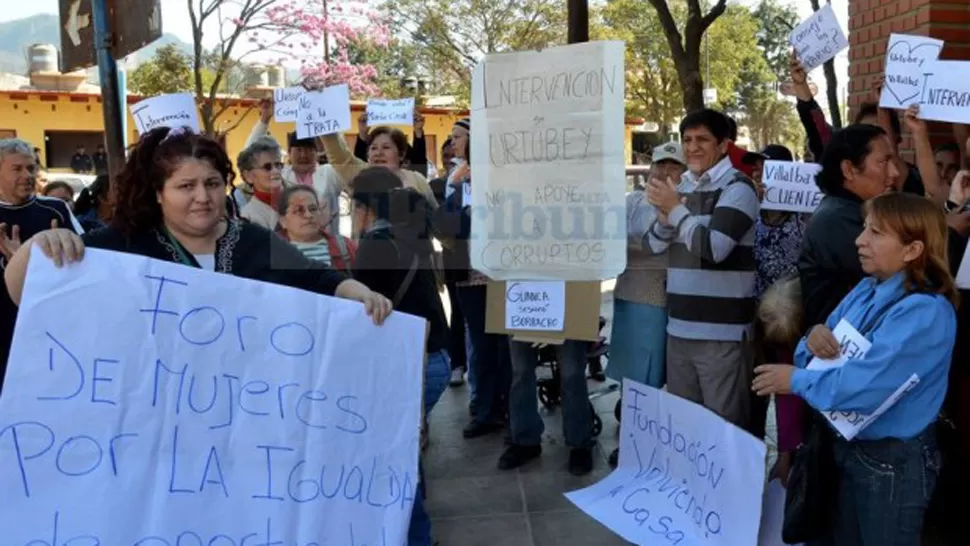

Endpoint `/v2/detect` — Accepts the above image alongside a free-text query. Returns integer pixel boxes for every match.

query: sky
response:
[3,0,849,104]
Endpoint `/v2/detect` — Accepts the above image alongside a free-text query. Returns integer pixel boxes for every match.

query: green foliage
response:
[752,0,800,83]
[382,0,567,104]
[344,37,422,100]
[127,44,194,96]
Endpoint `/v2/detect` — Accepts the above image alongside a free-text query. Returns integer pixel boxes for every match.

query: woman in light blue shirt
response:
[753,192,959,546]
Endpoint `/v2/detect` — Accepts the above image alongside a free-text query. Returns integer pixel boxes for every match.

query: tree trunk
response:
[679,57,705,113]
[810,0,843,129]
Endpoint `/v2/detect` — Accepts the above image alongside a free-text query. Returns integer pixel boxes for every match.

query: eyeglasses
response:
[258,162,285,171]
[287,205,320,216]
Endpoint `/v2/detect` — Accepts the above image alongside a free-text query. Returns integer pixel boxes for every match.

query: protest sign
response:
[367,98,415,126]
[469,41,627,281]
[789,3,848,72]
[296,84,352,139]
[505,281,566,331]
[567,380,766,545]
[761,161,823,213]
[917,60,970,125]
[807,319,920,440]
[273,86,305,122]
[879,34,944,110]
[130,93,201,135]
[0,249,426,545]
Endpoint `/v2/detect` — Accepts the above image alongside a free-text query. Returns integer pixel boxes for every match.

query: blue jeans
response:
[457,285,510,424]
[812,427,940,546]
[508,340,593,448]
[409,350,450,546]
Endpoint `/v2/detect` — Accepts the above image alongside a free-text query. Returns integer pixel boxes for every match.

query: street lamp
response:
[567,0,589,44]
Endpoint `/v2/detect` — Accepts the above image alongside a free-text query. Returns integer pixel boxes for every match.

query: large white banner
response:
[567,380,766,545]
[469,41,627,281]
[0,250,425,545]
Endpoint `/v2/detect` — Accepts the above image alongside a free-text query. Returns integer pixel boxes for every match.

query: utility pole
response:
[91,0,126,187]
[567,0,589,44]
[322,0,331,65]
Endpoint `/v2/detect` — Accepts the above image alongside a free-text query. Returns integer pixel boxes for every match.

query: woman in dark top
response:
[799,124,900,329]
[4,126,391,323]
[349,167,449,546]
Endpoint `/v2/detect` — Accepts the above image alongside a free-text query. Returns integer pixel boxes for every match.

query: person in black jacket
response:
[798,124,901,329]
[349,166,449,546]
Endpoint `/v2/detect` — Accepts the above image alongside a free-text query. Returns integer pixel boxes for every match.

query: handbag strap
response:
[391,251,419,308]
[857,291,912,338]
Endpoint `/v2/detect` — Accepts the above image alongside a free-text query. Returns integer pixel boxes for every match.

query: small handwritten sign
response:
[130,93,201,135]
[505,281,566,331]
[807,319,919,440]
[789,3,848,71]
[366,98,415,126]
[0,249,426,545]
[917,60,970,125]
[273,86,305,122]
[879,34,944,109]
[567,380,766,545]
[296,84,352,139]
[761,161,823,213]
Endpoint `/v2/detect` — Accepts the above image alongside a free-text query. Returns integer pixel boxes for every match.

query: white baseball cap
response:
[652,141,685,165]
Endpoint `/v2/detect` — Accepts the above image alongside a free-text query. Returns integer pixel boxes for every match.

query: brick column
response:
[848,0,970,146]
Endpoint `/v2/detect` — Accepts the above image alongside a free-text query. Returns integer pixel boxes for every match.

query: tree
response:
[343,37,422,99]
[595,0,766,133]
[645,0,727,113]
[752,0,801,84]
[383,0,568,103]
[128,44,193,96]
[808,0,842,129]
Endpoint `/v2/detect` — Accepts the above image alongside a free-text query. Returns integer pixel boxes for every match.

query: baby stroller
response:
[535,317,611,437]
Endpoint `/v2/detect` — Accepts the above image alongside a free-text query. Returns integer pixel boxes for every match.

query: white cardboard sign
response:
[879,34,944,110]
[567,380,766,545]
[366,98,415,126]
[130,93,201,135]
[469,41,628,281]
[0,249,426,545]
[917,60,970,125]
[761,161,823,214]
[273,86,306,122]
[296,84,352,139]
[789,4,849,71]
[504,281,566,331]
[807,319,919,440]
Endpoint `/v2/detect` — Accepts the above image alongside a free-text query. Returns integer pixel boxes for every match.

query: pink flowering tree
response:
[184,0,388,136]
[257,0,390,97]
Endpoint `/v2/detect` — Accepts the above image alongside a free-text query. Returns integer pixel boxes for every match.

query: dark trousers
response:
[456,284,510,424]
[445,282,467,370]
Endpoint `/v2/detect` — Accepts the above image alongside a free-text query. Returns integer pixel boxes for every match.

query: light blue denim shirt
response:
[792,272,957,440]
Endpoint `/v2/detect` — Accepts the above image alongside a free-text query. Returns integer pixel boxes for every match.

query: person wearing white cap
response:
[606,141,686,466]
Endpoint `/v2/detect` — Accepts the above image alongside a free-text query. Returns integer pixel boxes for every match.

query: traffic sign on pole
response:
[59,0,162,72]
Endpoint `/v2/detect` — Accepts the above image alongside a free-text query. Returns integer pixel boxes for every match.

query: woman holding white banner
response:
[753,192,958,546]
[3,127,393,324]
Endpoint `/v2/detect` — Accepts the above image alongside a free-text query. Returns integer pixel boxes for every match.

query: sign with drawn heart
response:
[879,33,944,109]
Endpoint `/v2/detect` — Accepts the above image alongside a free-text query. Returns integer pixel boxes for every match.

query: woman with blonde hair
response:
[753,192,958,545]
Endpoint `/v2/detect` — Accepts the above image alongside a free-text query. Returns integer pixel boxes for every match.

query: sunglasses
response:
[258,162,285,171]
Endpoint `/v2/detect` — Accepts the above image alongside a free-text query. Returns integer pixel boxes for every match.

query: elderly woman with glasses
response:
[237,137,285,229]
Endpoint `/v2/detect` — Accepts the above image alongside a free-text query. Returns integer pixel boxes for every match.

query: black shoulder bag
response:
[782,291,912,543]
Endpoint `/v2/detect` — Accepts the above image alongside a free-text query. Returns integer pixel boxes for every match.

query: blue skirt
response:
[606,299,667,388]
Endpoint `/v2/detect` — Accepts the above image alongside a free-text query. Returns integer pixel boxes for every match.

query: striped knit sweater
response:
[644,156,760,342]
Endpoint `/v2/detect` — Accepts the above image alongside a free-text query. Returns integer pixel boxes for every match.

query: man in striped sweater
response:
[643,109,761,429]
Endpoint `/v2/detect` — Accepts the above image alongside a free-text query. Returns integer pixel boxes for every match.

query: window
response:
[44,131,104,171]
[0,130,15,139]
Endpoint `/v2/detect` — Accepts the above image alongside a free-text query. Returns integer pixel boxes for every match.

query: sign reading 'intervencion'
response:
[130,93,201,135]
[761,161,823,213]
[0,250,425,545]
[567,380,766,545]
[470,41,627,281]
[918,61,970,125]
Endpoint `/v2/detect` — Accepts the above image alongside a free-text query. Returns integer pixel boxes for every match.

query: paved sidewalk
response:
[424,282,628,545]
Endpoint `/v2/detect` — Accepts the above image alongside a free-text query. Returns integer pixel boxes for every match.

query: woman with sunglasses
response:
[237,137,285,229]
